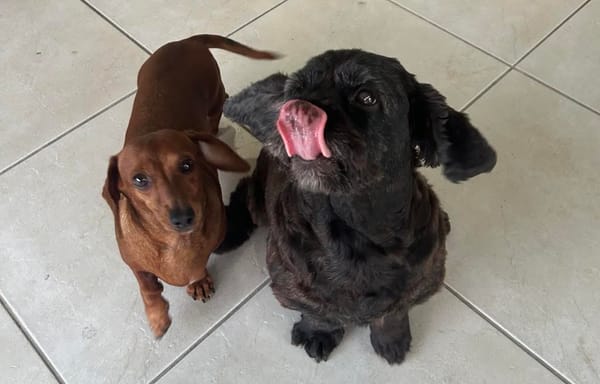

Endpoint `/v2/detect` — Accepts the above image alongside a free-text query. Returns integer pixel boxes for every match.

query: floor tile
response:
[0,307,57,383]
[0,1,147,172]
[213,0,507,108]
[223,117,263,163]
[87,0,285,52]
[157,287,561,384]
[420,71,600,384]
[0,96,269,383]
[391,0,583,63]
[519,0,600,111]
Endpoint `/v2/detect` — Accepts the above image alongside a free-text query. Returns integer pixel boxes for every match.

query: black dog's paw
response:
[370,328,412,364]
[291,321,344,362]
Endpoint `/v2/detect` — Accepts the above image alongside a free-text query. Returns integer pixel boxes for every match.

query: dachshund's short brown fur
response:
[102,35,278,337]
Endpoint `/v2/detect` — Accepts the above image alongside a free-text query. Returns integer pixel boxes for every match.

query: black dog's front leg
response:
[291,313,345,362]
[369,310,412,364]
[215,151,270,254]
[214,176,256,253]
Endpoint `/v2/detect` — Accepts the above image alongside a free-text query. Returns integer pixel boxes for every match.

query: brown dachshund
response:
[102,35,278,338]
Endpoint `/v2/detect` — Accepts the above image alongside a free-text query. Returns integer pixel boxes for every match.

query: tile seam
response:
[147,278,271,384]
[512,0,591,67]
[0,292,67,384]
[387,0,598,117]
[0,89,136,177]
[226,0,290,38]
[385,0,511,65]
[0,0,292,176]
[80,0,152,55]
[444,283,575,384]
[514,68,600,116]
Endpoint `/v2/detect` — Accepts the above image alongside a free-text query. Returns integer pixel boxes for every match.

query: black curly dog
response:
[217,49,496,364]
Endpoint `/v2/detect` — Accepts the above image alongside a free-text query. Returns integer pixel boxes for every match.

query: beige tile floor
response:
[0,0,598,383]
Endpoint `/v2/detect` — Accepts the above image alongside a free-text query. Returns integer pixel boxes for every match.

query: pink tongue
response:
[276,99,330,160]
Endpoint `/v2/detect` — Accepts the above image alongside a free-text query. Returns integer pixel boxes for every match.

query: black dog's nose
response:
[169,207,195,231]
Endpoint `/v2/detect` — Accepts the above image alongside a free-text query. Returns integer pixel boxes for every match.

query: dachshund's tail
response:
[189,34,281,60]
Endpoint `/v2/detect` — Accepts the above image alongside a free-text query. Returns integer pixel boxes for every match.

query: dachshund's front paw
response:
[187,274,215,302]
[146,300,171,339]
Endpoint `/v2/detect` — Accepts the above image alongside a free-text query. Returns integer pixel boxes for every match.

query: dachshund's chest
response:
[156,243,209,286]
[118,227,209,286]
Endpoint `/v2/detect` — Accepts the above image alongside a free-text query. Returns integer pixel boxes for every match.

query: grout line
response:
[82,0,290,54]
[512,0,591,67]
[226,0,289,37]
[385,0,512,66]
[0,89,136,177]
[0,292,66,384]
[459,67,512,112]
[80,0,152,55]
[386,0,598,117]
[147,278,271,384]
[383,0,515,112]
[443,283,575,384]
[515,68,600,116]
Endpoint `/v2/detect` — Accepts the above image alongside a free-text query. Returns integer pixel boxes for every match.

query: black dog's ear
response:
[410,82,497,183]
[223,73,287,142]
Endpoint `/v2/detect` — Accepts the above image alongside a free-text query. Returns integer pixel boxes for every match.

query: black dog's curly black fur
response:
[220,49,496,363]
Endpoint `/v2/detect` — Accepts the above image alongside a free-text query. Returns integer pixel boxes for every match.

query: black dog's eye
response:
[355,90,377,106]
[180,159,193,174]
[132,173,150,189]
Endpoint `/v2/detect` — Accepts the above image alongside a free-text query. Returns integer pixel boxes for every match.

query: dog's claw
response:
[186,274,215,302]
[291,319,344,363]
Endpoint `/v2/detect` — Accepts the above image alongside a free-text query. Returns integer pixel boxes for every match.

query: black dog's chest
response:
[266,184,412,319]
[261,160,450,324]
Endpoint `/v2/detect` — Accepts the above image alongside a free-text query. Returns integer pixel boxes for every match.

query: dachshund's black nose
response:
[169,206,195,231]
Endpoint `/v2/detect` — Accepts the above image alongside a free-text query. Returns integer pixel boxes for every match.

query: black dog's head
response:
[224,49,496,193]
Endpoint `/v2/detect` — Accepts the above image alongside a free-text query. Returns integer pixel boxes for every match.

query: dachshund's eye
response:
[355,90,377,106]
[132,173,150,189]
[180,159,193,174]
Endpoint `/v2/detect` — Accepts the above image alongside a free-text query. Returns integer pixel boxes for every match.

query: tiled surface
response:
[422,71,600,384]
[520,0,600,111]
[1,0,599,383]
[87,0,285,51]
[0,96,268,383]
[0,307,57,383]
[0,0,147,172]
[392,0,584,63]
[158,288,563,384]
[214,0,506,107]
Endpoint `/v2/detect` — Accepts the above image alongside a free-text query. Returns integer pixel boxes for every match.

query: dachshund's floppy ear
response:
[102,155,121,216]
[223,73,288,142]
[409,81,497,182]
[185,132,250,173]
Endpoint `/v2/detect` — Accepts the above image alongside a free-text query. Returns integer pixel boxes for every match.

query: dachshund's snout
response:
[169,206,195,232]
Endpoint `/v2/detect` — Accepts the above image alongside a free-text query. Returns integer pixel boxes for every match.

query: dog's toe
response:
[304,332,336,362]
[370,331,411,364]
[291,322,308,346]
[291,322,344,363]
[187,275,215,302]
